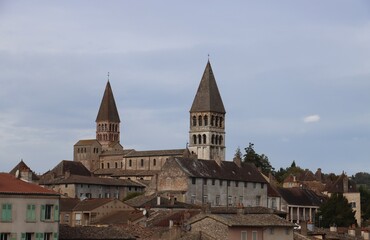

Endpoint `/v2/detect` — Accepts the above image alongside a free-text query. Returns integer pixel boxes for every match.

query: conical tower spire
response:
[190,60,225,114]
[95,80,121,147]
[188,60,226,161]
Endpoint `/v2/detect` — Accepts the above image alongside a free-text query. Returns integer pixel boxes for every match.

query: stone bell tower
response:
[188,60,226,161]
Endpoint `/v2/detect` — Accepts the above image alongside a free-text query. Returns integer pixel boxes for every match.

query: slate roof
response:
[172,157,267,183]
[125,194,200,209]
[276,187,325,206]
[39,174,144,187]
[190,60,226,114]
[73,198,114,211]
[210,206,287,217]
[96,210,145,225]
[96,81,120,123]
[9,160,40,181]
[188,213,295,227]
[41,160,92,179]
[324,173,357,193]
[0,173,59,196]
[59,225,135,240]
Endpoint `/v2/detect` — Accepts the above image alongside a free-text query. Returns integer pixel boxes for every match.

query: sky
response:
[1,1,370,176]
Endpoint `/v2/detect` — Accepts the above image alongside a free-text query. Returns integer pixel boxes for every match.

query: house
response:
[60,198,133,226]
[187,211,295,240]
[276,187,325,224]
[149,157,268,207]
[323,173,361,226]
[0,173,60,240]
[9,159,40,183]
[39,160,145,200]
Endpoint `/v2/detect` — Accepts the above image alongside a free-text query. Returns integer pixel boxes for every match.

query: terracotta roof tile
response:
[0,173,59,196]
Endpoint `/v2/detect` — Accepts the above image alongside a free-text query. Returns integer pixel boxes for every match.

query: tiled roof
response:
[73,198,114,211]
[59,225,135,240]
[209,206,286,216]
[188,213,295,227]
[277,187,325,206]
[74,139,101,146]
[151,210,201,227]
[94,169,160,177]
[39,174,144,187]
[9,160,40,181]
[172,157,267,183]
[123,149,185,157]
[40,160,91,181]
[190,60,226,114]
[60,198,80,212]
[324,173,357,193]
[96,210,145,225]
[0,173,59,196]
[125,194,200,209]
[96,81,120,123]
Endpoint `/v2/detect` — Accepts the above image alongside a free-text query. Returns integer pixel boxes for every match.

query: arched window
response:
[211,134,215,144]
[129,159,132,167]
[77,148,80,153]
[115,162,118,168]
[198,116,202,126]
[198,135,202,144]
[211,115,215,126]
[203,134,206,144]
[219,136,223,145]
[109,124,112,131]
[220,117,223,128]
[193,135,197,144]
[121,162,123,168]
[115,124,118,132]
[141,159,144,167]
[215,135,219,145]
[101,163,104,169]
[204,115,208,126]
[153,159,157,166]
[192,116,197,126]
[107,162,110,168]
[215,116,219,127]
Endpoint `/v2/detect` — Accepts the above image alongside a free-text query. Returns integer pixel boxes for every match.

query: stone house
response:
[149,157,268,207]
[39,160,145,200]
[0,173,60,240]
[60,198,133,226]
[9,160,40,184]
[187,212,295,240]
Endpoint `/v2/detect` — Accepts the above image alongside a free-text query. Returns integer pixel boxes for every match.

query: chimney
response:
[233,155,242,168]
[315,168,322,182]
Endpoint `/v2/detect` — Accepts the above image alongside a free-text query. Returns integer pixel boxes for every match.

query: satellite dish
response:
[15,170,20,178]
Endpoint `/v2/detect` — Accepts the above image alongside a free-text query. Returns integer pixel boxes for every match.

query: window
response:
[192,178,196,185]
[203,178,207,185]
[270,227,274,234]
[350,202,356,208]
[220,180,223,186]
[244,182,248,188]
[43,233,52,240]
[241,231,247,240]
[192,116,197,126]
[253,183,257,188]
[198,116,202,126]
[203,134,206,144]
[153,159,157,166]
[115,162,118,168]
[255,196,261,206]
[21,233,32,240]
[26,204,36,222]
[1,204,12,222]
[40,204,59,222]
[191,195,196,204]
[193,135,197,144]
[101,163,104,169]
[129,159,132,167]
[204,115,208,126]
[235,181,239,187]
[64,213,70,223]
[107,162,110,168]
[75,213,81,225]
[0,233,10,240]
[252,231,257,240]
[228,196,232,206]
[261,183,264,189]
[239,196,243,204]
[203,195,208,204]
[271,198,277,209]
[212,179,215,185]
[227,181,230,187]
[211,115,214,126]
[216,195,220,206]
[198,135,201,144]
[140,159,144,167]
[211,134,215,144]
[105,193,110,198]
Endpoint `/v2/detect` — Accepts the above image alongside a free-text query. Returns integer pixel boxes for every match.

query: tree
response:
[359,185,370,226]
[234,146,242,159]
[243,143,274,175]
[316,193,356,228]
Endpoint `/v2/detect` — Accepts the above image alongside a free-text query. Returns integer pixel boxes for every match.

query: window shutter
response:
[54,205,59,222]
[10,233,17,240]
[1,204,7,221]
[31,204,36,221]
[7,204,12,221]
[21,233,26,240]
[26,204,31,221]
[53,232,58,240]
[40,205,46,221]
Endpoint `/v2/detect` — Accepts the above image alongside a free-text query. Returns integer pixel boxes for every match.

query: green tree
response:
[359,185,370,226]
[234,146,242,159]
[243,143,274,175]
[273,161,304,184]
[316,193,356,228]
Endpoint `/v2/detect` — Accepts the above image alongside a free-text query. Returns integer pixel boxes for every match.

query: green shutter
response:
[40,205,45,221]
[31,204,36,221]
[1,204,7,221]
[35,233,39,240]
[54,205,59,222]
[26,204,31,221]
[10,233,17,240]
[7,204,12,221]
[2,203,12,221]
[21,233,26,240]
[53,232,58,240]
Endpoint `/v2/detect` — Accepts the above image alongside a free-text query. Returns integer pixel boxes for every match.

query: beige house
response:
[60,198,133,226]
[188,212,294,240]
[0,173,60,240]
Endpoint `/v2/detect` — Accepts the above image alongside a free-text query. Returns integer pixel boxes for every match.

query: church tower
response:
[189,60,226,161]
[96,80,121,149]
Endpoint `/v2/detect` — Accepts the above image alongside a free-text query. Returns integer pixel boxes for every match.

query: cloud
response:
[303,114,320,123]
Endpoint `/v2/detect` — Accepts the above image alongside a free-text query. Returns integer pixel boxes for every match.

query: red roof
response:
[0,173,59,196]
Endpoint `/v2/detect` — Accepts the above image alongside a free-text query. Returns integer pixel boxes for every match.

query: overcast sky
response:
[1,1,370,175]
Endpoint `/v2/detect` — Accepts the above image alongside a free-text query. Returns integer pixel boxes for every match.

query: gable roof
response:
[190,60,225,114]
[188,213,294,227]
[124,193,200,209]
[0,173,58,196]
[41,160,92,180]
[324,173,357,193]
[276,187,325,206]
[60,198,80,212]
[74,139,101,146]
[171,157,267,183]
[96,81,120,123]
[73,198,114,211]
[9,160,40,181]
